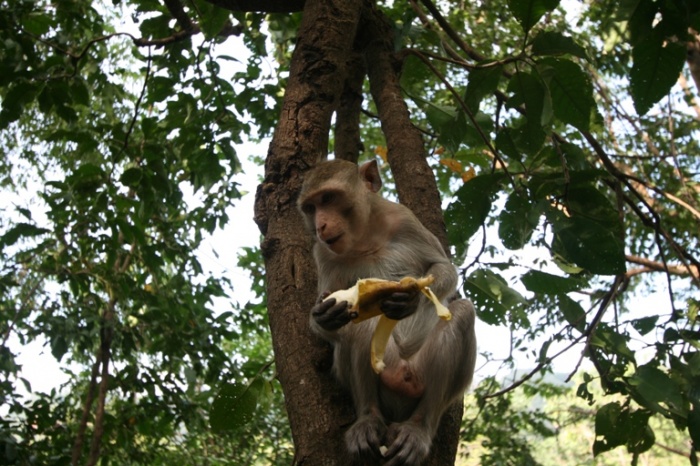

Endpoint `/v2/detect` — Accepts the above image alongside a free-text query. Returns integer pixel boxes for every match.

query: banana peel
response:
[324,275,451,373]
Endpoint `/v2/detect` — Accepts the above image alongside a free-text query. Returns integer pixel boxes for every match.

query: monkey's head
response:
[298,159,383,256]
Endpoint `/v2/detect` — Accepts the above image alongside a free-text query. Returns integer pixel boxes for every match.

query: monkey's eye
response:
[320,192,335,205]
[302,203,315,215]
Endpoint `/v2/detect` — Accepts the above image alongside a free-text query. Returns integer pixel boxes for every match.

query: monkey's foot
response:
[380,360,424,398]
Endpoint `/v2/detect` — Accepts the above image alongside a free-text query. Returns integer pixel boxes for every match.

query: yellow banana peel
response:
[324,275,452,373]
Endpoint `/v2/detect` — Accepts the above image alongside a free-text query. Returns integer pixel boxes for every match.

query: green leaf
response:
[594,402,626,456]
[425,104,460,137]
[67,163,106,192]
[531,31,589,59]
[436,109,469,154]
[51,335,69,362]
[521,270,584,294]
[549,185,626,276]
[148,76,178,103]
[558,294,586,333]
[630,29,686,115]
[0,81,41,129]
[507,0,561,34]
[464,269,527,325]
[0,223,50,248]
[631,316,658,336]
[507,70,552,130]
[70,79,91,107]
[689,407,700,446]
[22,12,53,35]
[193,0,231,39]
[628,364,685,416]
[465,65,503,112]
[210,382,258,433]
[590,324,635,361]
[625,410,655,454]
[538,57,595,131]
[551,216,625,275]
[445,173,503,258]
[498,190,540,249]
[121,167,143,187]
[496,123,546,159]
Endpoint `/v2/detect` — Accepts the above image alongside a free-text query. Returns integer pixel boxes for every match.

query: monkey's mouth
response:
[325,234,342,246]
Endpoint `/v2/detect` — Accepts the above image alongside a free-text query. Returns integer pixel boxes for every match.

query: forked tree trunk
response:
[253,1,462,464]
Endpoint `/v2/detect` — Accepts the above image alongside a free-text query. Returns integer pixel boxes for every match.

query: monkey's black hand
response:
[311,296,356,331]
[380,291,420,320]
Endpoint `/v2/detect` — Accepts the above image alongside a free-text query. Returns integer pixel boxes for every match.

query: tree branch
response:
[626,255,699,279]
[361,5,449,250]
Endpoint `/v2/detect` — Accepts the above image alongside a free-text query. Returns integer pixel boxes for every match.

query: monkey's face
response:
[299,186,369,256]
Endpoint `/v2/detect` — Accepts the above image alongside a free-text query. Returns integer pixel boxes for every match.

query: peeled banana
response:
[324,276,451,373]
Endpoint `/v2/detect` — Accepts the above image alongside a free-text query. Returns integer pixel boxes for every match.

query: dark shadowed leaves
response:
[498,190,542,249]
[538,57,596,132]
[507,0,561,34]
[210,381,260,433]
[630,28,686,115]
[446,173,504,259]
[531,31,588,59]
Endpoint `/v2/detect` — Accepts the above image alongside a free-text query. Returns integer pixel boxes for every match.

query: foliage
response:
[0,0,699,464]
[461,373,690,465]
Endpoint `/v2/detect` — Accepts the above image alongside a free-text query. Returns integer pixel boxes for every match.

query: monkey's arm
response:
[394,220,459,303]
[423,259,458,301]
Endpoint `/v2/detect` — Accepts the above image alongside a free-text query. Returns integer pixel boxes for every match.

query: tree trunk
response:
[254,1,463,464]
[253,0,363,464]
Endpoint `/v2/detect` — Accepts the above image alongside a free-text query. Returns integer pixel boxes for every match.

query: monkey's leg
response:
[337,327,387,460]
[383,299,476,466]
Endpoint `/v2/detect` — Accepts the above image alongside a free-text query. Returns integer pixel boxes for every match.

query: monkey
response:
[298,159,476,466]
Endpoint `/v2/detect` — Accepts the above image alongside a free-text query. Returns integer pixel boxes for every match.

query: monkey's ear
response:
[359,160,382,193]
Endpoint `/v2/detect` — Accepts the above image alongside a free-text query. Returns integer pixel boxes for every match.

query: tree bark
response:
[253,1,363,464]
[361,6,449,251]
[253,1,463,464]
[334,52,366,163]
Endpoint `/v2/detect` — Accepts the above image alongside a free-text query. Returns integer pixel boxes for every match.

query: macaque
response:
[298,159,476,466]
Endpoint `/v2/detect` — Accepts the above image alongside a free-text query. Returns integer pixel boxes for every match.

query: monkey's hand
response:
[380,290,420,320]
[311,296,357,331]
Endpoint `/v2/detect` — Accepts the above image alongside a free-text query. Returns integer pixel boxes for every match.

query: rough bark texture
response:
[253,1,363,464]
[334,52,366,163]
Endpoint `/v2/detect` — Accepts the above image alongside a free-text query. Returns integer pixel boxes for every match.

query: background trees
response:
[0,0,698,465]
